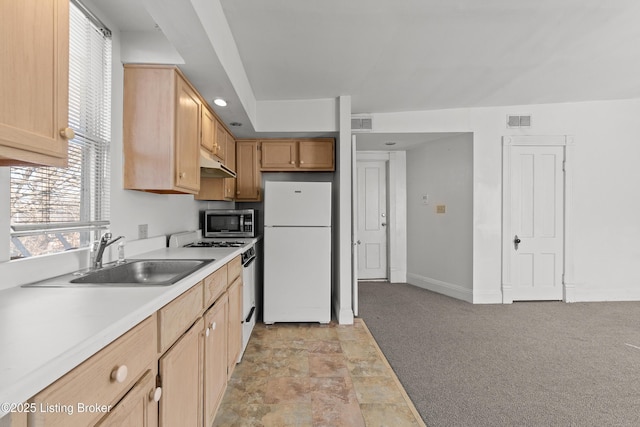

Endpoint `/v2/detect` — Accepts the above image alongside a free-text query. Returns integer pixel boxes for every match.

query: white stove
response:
[168,230,257,362]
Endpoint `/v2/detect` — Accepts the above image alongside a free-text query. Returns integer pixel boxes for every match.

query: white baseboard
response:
[570,284,640,302]
[406,273,473,303]
[332,297,354,325]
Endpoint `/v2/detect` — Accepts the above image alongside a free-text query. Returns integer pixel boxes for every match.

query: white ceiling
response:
[87,0,640,144]
[220,0,640,114]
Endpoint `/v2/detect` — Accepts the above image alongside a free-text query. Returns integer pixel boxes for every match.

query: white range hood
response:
[200,149,236,178]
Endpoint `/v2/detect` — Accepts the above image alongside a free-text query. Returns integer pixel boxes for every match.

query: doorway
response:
[357,159,388,280]
[502,135,575,303]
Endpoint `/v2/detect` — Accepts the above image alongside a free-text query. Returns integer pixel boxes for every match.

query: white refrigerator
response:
[263,181,332,324]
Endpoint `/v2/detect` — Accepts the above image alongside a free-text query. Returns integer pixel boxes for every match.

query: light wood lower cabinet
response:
[158,318,204,427]
[157,283,203,354]
[95,369,158,427]
[203,295,228,427]
[227,276,243,376]
[28,315,157,427]
[23,256,246,427]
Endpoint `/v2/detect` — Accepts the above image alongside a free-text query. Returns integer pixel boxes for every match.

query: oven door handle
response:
[243,306,256,324]
[243,255,256,268]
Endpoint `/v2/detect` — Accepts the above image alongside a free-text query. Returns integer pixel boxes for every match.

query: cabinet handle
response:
[206,327,210,337]
[149,387,162,402]
[110,365,128,383]
[300,160,304,164]
[236,190,240,195]
[179,172,186,179]
[290,161,295,165]
[59,127,75,140]
[211,321,217,330]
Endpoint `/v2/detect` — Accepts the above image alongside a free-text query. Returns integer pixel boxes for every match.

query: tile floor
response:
[213,319,425,427]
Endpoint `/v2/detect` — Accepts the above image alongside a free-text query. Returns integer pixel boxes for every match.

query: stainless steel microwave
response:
[202,209,256,238]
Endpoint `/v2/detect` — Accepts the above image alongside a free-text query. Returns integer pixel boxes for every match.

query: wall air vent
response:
[507,114,532,128]
[351,115,373,132]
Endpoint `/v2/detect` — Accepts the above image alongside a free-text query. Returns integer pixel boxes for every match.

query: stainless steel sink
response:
[22,259,215,287]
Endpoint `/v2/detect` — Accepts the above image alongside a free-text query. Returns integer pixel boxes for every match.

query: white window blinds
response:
[9,1,112,259]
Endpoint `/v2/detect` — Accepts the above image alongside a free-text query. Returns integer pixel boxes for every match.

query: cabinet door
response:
[299,139,335,170]
[201,107,216,153]
[224,135,236,199]
[214,123,227,162]
[236,140,261,201]
[227,276,243,377]
[203,296,228,427]
[260,140,297,170]
[95,369,158,427]
[159,318,204,427]
[0,0,70,167]
[175,76,201,193]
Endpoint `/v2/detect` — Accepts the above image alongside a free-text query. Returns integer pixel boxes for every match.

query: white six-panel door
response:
[508,144,565,301]
[357,160,388,279]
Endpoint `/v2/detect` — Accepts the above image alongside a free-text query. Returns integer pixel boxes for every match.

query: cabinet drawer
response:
[204,265,227,308]
[158,283,203,353]
[29,315,157,427]
[228,255,242,283]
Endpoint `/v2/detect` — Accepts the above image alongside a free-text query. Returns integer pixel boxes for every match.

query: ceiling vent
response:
[351,115,373,132]
[507,114,532,128]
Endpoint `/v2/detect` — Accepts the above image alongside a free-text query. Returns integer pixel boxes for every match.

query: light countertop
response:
[0,240,258,419]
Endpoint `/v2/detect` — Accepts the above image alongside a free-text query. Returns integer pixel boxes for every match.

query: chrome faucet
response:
[93,232,125,269]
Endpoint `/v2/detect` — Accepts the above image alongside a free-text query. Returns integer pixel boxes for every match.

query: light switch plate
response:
[422,194,429,205]
[436,205,446,214]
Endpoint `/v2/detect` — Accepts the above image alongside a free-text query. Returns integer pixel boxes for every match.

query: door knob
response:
[513,235,521,250]
[357,240,361,245]
[381,223,386,227]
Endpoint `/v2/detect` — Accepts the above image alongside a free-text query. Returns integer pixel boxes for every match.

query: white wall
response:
[373,98,640,303]
[405,134,473,302]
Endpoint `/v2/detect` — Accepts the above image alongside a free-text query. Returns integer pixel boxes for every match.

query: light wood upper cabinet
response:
[0,0,71,167]
[195,124,236,201]
[235,140,262,201]
[123,65,201,194]
[200,107,216,153]
[299,139,335,170]
[213,122,227,162]
[223,134,236,199]
[260,138,335,171]
[260,140,297,170]
[175,77,201,192]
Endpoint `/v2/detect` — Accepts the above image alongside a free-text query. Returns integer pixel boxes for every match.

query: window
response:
[9,1,112,259]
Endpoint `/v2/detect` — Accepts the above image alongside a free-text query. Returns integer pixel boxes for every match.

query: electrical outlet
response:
[138,224,148,239]
[422,194,429,205]
[436,205,446,214]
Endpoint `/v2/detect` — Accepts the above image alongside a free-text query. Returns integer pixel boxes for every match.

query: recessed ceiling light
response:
[213,98,227,107]
[385,142,397,146]
[229,122,242,127]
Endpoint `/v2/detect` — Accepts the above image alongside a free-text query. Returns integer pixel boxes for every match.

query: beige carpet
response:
[359,281,640,427]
